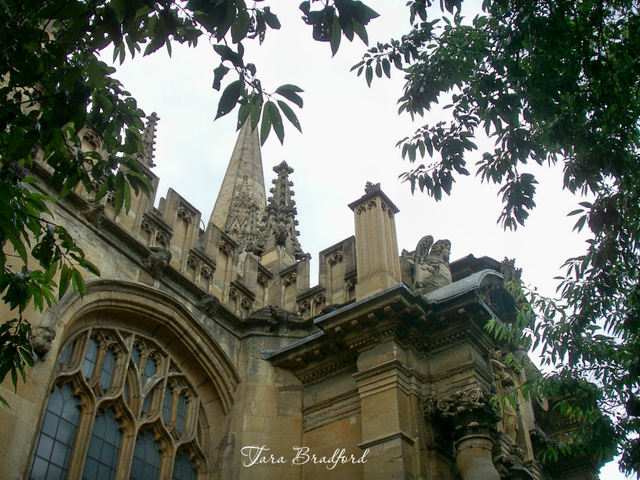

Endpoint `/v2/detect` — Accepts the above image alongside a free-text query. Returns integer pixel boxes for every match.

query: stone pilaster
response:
[354,341,419,479]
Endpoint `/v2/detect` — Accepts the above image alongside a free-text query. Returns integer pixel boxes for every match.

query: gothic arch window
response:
[30,327,208,479]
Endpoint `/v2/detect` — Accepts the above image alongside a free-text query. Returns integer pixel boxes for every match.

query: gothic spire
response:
[137,112,159,168]
[261,161,305,261]
[209,120,266,253]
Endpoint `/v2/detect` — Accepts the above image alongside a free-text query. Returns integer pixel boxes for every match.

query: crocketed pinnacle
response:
[209,120,266,253]
[261,161,305,260]
[137,112,159,168]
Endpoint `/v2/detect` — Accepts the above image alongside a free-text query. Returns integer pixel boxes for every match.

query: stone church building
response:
[0,116,600,479]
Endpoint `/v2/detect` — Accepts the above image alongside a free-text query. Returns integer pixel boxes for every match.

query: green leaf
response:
[114,171,125,214]
[260,103,272,145]
[263,7,281,29]
[59,265,71,299]
[365,65,373,86]
[352,20,368,44]
[330,15,341,56]
[277,100,302,132]
[231,10,251,43]
[215,80,243,119]
[266,101,284,144]
[275,85,304,108]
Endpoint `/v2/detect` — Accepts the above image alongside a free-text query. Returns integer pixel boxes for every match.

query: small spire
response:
[137,112,159,168]
[209,120,267,253]
[260,161,306,260]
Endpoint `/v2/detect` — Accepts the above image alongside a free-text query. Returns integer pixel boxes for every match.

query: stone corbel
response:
[81,200,105,226]
[198,294,221,316]
[144,247,172,278]
[31,325,56,359]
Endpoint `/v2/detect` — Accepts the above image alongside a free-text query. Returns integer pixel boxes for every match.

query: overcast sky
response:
[110,2,627,478]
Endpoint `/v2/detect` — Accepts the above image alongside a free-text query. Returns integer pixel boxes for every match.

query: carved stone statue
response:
[412,236,452,294]
[491,350,519,442]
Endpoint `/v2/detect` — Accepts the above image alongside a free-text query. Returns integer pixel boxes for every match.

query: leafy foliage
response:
[355,0,640,473]
[0,0,379,405]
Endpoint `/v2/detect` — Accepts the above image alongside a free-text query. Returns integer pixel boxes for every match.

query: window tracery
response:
[30,327,208,479]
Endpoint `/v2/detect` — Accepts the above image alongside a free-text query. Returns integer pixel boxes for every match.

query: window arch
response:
[30,327,208,479]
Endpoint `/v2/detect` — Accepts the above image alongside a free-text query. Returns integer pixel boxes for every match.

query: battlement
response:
[87,120,359,321]
[64,116,502,324]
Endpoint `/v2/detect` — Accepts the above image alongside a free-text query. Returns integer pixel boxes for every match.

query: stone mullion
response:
[65,384,97,480]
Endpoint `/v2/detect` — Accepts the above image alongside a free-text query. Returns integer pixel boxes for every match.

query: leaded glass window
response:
[129,429,161,480]
[31,328,208,479]
[99,349,116,391]
[176,394,188,435]
[56,340,75,371]
[30,383,81,480]
[172,450,196,480]
[82,407,122,480]
[143,356,156,382]
[82,338,98,379]
[162,387,172,423]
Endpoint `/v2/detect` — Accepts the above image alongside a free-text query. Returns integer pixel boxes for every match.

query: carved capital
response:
[427,387,500,440]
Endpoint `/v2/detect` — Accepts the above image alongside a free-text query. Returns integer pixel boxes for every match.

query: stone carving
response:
[260,161,306,260]
[225,175,265,255]
[81,128,102,151]
[141,219,154,236]
[491,350,519,442]
[364,181,381,194]
[200,265,214,280]
[436,387,488,418]
[282,272,297,288]
[81,201,105,225]
[501,257,523,284]
[186,254,199,271]
[135,112,159,168]
[198,294,221,316]
[144,247,172,278]
[297,299,311,316]
[155,231,170,249]
[177,206,194,224]
[412,236,452,294]
[429,387,501,440]
[31,326,55,358]
[257,272,268,287]
[219,242,233,257]
[327,250,343,266]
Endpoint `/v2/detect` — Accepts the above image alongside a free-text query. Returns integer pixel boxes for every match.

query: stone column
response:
[348,183,402,301]
[435,387,501,480]
[455,434,500,480]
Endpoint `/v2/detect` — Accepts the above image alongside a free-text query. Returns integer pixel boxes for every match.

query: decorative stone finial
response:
[137,112,159,168]
[260,161,306,261]
[364,181,381,194]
